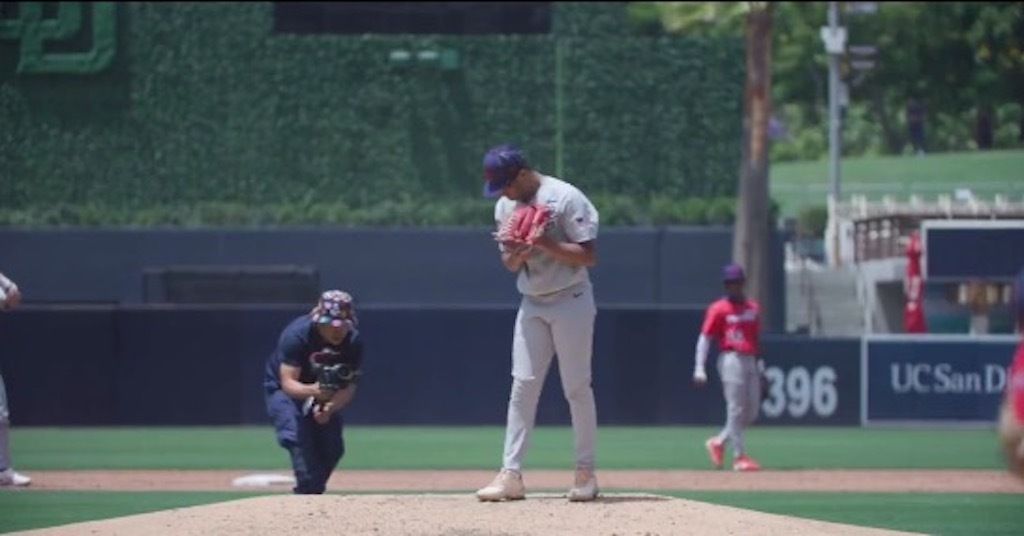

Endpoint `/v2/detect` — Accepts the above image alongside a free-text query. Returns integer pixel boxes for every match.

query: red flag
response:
[904,231,927,333]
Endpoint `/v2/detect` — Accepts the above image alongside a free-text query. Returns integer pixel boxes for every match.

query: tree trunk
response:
[733,3,774,329]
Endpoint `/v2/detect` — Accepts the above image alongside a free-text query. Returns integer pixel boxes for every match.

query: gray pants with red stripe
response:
[714,352,761,457]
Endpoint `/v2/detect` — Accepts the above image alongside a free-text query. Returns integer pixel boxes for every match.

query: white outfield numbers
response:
[813,366,839,416]
[762,365,839,419]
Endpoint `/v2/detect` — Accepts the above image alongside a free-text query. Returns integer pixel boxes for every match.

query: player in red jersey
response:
[999,268,1024,479]
[693,263,763,472]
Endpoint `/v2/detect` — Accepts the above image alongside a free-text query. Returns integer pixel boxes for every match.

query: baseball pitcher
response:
[693,264,763,472]
[475,144,601,502]
[263,290,363,494]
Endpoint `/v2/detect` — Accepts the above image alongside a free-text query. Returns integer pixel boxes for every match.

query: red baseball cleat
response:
[705,437,724,469]
[733,455,761,472]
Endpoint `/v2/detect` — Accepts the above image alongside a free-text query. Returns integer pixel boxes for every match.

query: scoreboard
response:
[922,220,1024,282]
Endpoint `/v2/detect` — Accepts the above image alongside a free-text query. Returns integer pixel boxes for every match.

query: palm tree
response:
[634,1,775,325]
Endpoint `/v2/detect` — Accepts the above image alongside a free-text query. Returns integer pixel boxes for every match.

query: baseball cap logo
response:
[482,144,527,198]
[314,290,357,327]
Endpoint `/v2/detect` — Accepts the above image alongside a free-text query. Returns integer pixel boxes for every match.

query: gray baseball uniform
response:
[0,373,10,472]
[694,296,762,458]
[0,272,16,472]
[495,174,600,472]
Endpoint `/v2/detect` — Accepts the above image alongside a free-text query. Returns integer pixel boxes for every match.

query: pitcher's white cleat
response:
[475,469,526,502]
[567,467,599,502]
[0,468,31,487]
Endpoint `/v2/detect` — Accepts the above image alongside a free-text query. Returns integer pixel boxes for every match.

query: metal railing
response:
[777,181,1024,216]
[798,260,824,335]
[852,215,916,263]
[830,193,1024,263]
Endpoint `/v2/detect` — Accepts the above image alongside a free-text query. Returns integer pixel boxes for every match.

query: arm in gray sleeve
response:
[694,333,711,379]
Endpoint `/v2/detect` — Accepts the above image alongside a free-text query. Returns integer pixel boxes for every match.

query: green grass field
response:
[10,425,1007,470]
[771,148,1024,217]
[667,492,1024,536]
[1,426,1020,535]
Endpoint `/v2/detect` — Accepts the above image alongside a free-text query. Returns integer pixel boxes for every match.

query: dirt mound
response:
[11,493,922,536]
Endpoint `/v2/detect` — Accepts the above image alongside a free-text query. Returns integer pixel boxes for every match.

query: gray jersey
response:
[0,273,13,303]
[494,175,599,297]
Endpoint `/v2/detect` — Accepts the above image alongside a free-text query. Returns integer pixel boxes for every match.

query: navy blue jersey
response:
[264,315,364,393]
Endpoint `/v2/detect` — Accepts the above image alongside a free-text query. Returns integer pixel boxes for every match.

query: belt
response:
[526,281,590,302]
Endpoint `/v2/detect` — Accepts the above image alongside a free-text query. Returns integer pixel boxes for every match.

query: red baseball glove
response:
[494,204,553,247]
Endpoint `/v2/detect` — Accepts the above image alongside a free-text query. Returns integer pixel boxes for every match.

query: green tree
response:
[629,1,777,325]
[630,1,1024,156]
[629,2,826,139]
[962,2,1024,145]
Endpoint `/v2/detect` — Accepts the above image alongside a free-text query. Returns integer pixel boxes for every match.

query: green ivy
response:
[797,204,829,239]
[0,197,753,228]
[0,3,743,225]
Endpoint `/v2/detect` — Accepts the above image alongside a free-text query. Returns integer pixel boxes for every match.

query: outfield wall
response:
[0,305,857,427]
[1,310,1011,428]
[861,334,1017,426]
[0,226,786,330]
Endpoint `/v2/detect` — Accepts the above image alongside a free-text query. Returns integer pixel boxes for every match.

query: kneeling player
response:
[263,290,363,494]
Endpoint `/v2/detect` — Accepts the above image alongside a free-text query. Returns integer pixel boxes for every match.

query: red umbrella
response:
[904,231,927,333]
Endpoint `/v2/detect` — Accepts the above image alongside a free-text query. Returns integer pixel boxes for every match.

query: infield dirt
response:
[8,469,1021,535]
[10,493,926,536]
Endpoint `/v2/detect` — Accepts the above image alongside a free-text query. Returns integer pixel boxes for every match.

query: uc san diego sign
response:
[863,335,1017,425]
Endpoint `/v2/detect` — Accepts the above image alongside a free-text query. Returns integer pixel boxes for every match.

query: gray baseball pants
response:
[501,281,597,472]
[0,372,11,471]
[714,352,761,457]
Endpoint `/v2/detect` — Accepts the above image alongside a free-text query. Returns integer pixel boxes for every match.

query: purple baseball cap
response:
[482,144,528,198]
[722,263,746,283]
[312,290,357,328]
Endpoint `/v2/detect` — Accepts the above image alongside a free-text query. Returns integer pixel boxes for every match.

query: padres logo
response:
[0,2,116,74]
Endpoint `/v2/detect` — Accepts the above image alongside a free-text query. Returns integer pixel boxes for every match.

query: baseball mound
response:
[12,493,920,536]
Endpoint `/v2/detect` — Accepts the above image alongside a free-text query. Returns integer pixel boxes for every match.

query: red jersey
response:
[1009,341,1024,423]
[701,297,761,356]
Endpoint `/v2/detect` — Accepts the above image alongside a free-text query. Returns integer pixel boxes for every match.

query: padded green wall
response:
[0,2,742,212]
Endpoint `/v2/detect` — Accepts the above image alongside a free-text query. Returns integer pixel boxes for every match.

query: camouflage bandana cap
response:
[313,290,357,328]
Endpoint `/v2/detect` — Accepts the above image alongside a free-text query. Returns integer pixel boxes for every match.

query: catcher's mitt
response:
[303,348,361,416]
[495,204,553,246]
[310,348,361,392]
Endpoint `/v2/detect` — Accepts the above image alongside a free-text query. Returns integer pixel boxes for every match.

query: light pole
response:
[826,2,842,204]
[820,1,846,265]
